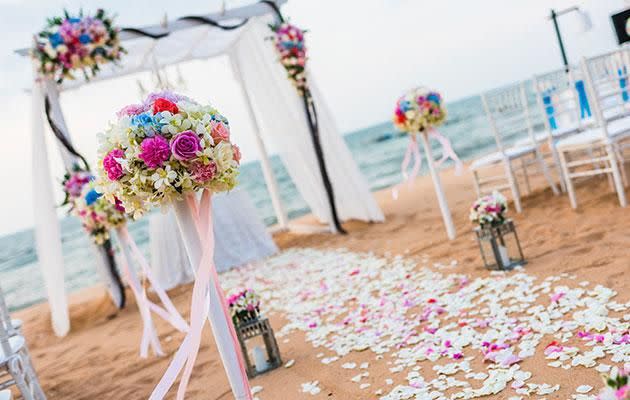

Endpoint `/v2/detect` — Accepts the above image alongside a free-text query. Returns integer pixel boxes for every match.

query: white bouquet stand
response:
[418,131,456,240]
[170,195,251,400]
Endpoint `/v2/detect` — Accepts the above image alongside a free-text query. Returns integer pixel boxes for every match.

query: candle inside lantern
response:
[498,245,510,267]
[253,346,269,372]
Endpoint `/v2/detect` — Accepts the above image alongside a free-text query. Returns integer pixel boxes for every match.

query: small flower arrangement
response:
[596,367,629,400]
[96,91,241,219]
[31,9,123,83]
[228,289,261,326]
[62,168,126,245]
[393,87,446,134]
[269,22,307,94]
[469,191,508,228]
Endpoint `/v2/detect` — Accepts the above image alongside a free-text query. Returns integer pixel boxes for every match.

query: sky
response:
[0,0,627,236]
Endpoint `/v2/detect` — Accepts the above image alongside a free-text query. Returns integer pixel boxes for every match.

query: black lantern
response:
[236,317,282,378]
[474,219,526,270]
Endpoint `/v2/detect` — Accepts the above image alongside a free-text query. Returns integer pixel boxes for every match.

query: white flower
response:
[214,141,235,172]
[151,165,177,190]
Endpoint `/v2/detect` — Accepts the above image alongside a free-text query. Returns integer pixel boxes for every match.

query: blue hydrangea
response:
[49,33,64,48]
[85,189,102,206]
[79,34,92,44]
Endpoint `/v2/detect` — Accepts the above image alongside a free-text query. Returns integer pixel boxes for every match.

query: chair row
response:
[0,286,46,400]
[471,48,630,210]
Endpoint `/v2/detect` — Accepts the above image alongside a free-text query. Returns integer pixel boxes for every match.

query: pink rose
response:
[232,144,242,164]
[103,149,125,181]
[170,130,201,161]
[210,121,230,143]
[190,161,217,183]
[138,135,171,169]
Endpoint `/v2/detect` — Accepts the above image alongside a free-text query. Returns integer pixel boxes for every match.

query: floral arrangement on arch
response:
[269,22,307,94]
[31,9,123,83]
[62,168,126,245]
[596,367,629,400]
[96,91,241,219]
[469,191,508,228]
[393,87,447,134]
[228,289,261,325]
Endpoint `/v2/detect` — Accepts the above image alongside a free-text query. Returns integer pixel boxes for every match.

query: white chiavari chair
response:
[554,50,630,209]
[532,66,591,192]
[0,285,45,400]
[471,82,559,212]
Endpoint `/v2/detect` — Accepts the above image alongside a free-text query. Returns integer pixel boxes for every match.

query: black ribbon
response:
[120,27,169,39]
[302,90,346,234]
[44,96,90,171]
[260,0,346,233]
[103,239,126,309]
[260,0,285,23]
[178,15,249,30]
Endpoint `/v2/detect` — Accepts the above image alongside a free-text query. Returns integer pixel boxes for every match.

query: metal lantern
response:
[236,317,282,378]
[474,219,526,270]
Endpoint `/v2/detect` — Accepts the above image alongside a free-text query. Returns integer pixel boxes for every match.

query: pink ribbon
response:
[392,136,422,199]
[117,227,190,358]
[429,129,463,175]
[392,130,462,199]
[150,190,252,400]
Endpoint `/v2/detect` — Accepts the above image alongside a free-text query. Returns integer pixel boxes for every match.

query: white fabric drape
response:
[149,189,278,290]
[149,211,195,290]
[231,19,384,224]
[31,80,69,337]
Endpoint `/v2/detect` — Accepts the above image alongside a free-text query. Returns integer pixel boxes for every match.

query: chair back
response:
[580,49,630,137]
[481,82,537,152]
[0,286,13,357]
[533,66,584,140]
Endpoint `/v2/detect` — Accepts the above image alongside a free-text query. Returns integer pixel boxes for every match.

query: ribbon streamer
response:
[117,227,189,358]
[392,129,462,199]
[150,190,252,400]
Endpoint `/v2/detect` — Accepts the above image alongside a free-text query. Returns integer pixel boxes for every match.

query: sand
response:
[15,165,629,399]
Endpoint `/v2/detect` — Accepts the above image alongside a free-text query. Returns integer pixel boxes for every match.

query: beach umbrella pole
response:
[419,132,456,240]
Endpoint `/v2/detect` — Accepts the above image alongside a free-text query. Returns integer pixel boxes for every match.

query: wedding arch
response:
[16,0,384,336]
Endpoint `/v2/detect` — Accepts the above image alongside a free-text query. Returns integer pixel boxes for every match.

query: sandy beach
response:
[15,165,630,399]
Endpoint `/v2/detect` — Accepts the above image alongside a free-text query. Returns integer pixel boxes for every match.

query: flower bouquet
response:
[97,91,241,219]
[393,87,446,134]
[31,9,124,83]
[228,289,261,326]
[469,192,508,228]
[269,22,307,93]
[97,91,250,400]
[596,367,629,400]
[61,168,125,245]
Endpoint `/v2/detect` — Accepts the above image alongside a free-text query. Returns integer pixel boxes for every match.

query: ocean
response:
[0,90,547,312]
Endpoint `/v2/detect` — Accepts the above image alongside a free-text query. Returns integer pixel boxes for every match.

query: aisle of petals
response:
[220,249,629,399]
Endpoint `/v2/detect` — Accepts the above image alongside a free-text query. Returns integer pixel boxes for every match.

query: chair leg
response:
[615,146,628,187]
[536,149,560,195]
[504,159,523,213]
[20,348,45,400]
[472,170,482,198]
[9,358,34,400]
[520,157,531,195]
[551,147,567,193]
[606,143,628,207]
[559,149,578,209]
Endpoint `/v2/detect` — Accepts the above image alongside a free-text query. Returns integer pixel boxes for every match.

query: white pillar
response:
[31,80,70,337]
[43,79,126,309]
[230,54,289,230]
[419,132,456,240]
[173,198,250,400]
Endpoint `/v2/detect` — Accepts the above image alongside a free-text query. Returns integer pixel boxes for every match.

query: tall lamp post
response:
[548,6,592,70]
